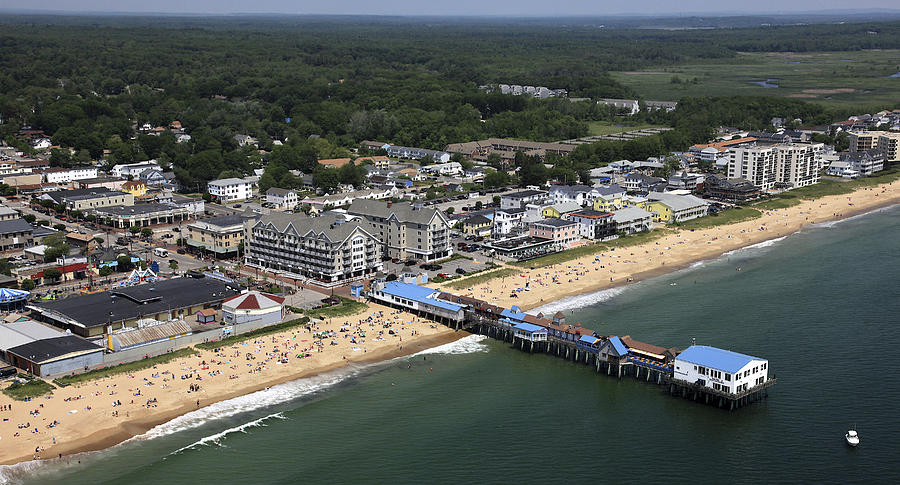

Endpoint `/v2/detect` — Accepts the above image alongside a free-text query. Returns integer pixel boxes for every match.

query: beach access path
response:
[434,179,900,314]
[0,303,459,466]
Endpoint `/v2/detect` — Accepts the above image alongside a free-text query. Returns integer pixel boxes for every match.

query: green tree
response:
[99,266,113,277]
[129,225,141,235]
[169,260,179,270]
[43,268,62,281]
[141,227,153,238]
[20,279,36,291]
[116,255,133,272]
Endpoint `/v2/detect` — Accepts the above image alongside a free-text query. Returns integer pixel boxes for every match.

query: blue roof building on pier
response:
[512,322,548,342]
[368,281,465,324]
[576,335,602,353]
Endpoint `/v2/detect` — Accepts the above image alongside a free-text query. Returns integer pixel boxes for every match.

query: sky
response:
[2,0,899,16]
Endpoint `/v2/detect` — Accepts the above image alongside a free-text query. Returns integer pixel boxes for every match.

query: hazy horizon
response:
[2,1,900,17]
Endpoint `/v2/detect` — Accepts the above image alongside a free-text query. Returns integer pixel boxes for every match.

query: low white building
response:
[420,161,463,177]
[266,188,298,209]
[208,177,254,202]
[674,345,769,395]
[222,291,285,326]
[42,167,98,184]
[111,160,161,178]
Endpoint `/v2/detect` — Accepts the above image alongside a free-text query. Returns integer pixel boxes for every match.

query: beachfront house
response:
[610,207,653,234]
[674,345,769,395]
[598,336,629,363]
[645,193,709,223]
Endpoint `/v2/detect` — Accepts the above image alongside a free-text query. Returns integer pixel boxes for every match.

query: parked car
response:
[474,236,484,242]
[403,260,416,266]
[455,268,467,275]
[436,273,450,278]
[465,235,475,241]
[176,248,186,254]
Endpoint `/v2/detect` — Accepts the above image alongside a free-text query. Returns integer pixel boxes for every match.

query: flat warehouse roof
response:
[31,277,242,329]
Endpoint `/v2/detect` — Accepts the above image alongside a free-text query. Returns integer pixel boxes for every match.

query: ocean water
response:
[6,205,900,485]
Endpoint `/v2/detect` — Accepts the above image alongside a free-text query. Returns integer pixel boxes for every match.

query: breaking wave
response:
[169,413,287,455]
[413,335,489,356]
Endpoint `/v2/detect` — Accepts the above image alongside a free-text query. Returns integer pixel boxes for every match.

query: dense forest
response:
[1,16,899,190]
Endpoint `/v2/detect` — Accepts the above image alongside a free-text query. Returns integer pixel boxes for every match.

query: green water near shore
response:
[10,205,900,485]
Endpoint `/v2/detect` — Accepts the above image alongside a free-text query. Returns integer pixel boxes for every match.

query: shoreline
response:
[0,308,467,468]
[1,179,898,470]
[436,179,900,315]
[530,199,899,314]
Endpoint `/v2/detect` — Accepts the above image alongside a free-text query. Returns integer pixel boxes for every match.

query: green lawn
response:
[511,242,608,268]
[676,207,763,230]
[307,298,368,319]
[443,267,521,289]
[587,121,669,136]
[54,348,200,386]
[195,317,311,350]
[3,378,55,400]
[612,50,900,108]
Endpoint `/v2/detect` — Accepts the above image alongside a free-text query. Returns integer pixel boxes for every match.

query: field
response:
[3,378,55,400]
[612,50,900,108]
[586,121,670,136]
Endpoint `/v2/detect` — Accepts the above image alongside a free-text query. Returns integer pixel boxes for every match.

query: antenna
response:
[691,337,696,347]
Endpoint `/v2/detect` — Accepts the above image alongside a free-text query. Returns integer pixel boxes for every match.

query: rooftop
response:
[30,277,242,329]
[95,203,184,216]
[7,335,102,364]
[223,291,285,311]
[676,345,764,374]
[0,320,66,352]
[0,218,34,235]
[379,281,463,312]
[533,218,577,228]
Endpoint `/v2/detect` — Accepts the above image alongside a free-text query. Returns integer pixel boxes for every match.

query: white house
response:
[492,207,526,237]
[42,167,98,184]
[674,345,769,395]
[208,178,254,202]
[599,99,640,115]
[111,161,161,178]
[420,161,462,177]
[266,188,298,209]
[610,206,653,234]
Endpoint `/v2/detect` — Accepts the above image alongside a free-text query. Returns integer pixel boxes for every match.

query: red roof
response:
[223,291,284,310]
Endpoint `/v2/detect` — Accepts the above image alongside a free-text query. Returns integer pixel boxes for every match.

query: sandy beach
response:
[0,304,461,466]
[436,179,900,315]
[0,178,897,469]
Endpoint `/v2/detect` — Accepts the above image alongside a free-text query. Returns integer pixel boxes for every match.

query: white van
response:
[153,248,169,258]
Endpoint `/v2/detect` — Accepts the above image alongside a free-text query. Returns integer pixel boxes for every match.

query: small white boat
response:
[845,430,859,447]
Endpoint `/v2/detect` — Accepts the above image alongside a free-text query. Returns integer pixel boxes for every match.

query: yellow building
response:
[645,200,672,222]
[543,202,582,219]
[593,195,621,212]
[121,180,147,197]
[462,215,492,237]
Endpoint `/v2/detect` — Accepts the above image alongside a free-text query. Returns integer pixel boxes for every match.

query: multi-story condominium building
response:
[727,146,777,191]
[347,200,452,262]
[208,178,254,202]
[94,203,192,228]
[610,207,653,234]
[245,213,383,284]
[529,219,580,249]
[548,184,596,207]
[773,144,819,189]
[842,150,885,176]
[187,214,253,257]
[727,143,820,192]
[849,131,900,164]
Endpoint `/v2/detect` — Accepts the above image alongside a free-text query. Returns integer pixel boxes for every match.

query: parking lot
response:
[381,252,494,282]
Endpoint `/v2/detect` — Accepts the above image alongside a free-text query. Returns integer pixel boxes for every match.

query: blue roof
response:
[381,281,463,312]
[608,336,628,356]
[676,345,764,374]
[578,334,599,344]
[500,308,531,322]
[513,322,547,333]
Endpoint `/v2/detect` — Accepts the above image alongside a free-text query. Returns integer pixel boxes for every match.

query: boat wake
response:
[413,335,489,356]
[169,413,287,456]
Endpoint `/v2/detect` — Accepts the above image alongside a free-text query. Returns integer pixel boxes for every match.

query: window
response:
[725,373,731,381]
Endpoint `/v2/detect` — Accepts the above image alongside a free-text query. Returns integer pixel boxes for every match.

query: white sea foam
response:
[135,369,358,442]
[169,413,287,455]
[531,286,627,314]
[413,334,489,356]
[722,236,788,256]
